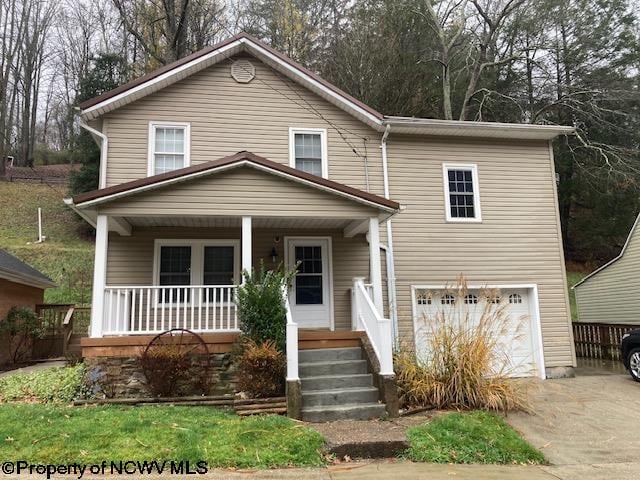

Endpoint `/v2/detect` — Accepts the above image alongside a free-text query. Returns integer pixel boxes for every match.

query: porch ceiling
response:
[126,215,353,230]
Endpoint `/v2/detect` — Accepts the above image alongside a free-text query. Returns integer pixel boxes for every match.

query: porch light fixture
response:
[270,247,278,263]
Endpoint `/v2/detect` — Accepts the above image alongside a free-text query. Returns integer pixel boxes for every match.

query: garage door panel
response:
[413,287,540,378]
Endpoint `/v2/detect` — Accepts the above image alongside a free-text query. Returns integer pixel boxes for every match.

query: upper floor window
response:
[443,163,481,222]
[148,122,191,176]
[289,127,328,178]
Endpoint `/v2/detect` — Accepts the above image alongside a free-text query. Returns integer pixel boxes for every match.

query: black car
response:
[622,329,640,382]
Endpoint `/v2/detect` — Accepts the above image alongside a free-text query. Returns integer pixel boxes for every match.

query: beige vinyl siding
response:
[106,227,370,330]
[575,219,640,325]
[386,135,574,368]
[103,55,384,195]
[97,167,380,219]
[95,50,574,366]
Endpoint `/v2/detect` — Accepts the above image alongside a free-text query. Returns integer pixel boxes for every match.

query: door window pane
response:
[294,246,323,305]
[203,246,235,285]
[159,246,191,302]
[295,275,323,305]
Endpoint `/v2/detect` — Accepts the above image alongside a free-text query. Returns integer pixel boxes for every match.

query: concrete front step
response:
[299,359,368,377]
[302,386,379,407]
[299,347,362,363]
[302,403,387,422]
[301,373,373,391]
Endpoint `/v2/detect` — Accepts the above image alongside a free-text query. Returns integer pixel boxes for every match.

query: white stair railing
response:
[352,278,394,376]
[284,286,299,381]
[102,285,239,335]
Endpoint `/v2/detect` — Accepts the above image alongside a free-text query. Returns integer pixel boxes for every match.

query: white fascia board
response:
[384,117,575,140]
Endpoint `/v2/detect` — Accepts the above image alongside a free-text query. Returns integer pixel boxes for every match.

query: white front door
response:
[286,237,332,329]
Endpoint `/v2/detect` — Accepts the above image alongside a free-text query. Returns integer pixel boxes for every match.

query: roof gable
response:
[69,151,399,213]
[574,212,640,289]
[78,33,383,129]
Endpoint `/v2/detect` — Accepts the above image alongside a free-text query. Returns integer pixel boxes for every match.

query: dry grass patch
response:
[396,276,530,412]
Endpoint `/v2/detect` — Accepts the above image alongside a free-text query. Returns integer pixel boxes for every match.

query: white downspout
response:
[77,113,108,189]
[380,124,399,347]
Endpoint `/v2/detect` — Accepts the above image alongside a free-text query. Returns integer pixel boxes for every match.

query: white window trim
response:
[152,239,241,290]
[147,122,191,176]
[289,127,329,178]
[442,163,482,223]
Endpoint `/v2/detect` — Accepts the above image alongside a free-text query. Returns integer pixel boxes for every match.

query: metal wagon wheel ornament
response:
[141,328,211,396]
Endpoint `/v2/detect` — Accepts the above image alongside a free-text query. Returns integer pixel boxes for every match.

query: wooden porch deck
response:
[80,329,364,358]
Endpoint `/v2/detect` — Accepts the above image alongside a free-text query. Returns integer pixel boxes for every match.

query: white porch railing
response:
[352,278,394,376]
[103,285,239,335]
[284,286,299,381]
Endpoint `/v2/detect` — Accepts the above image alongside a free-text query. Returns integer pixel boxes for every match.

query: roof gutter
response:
[77,113,108,189]
[380,123,399,346]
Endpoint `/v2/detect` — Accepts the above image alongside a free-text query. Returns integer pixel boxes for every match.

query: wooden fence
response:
[572,322,637,361]
[33,304,90,359]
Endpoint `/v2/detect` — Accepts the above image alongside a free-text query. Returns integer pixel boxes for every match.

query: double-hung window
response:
[148,122,191,176]
[443,163,481,222]
[289,128,328,178]
[154,240,239,303]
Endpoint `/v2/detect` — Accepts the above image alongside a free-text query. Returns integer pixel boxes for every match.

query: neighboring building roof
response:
[0,249,56,289]
[67,151,401,213]
[573,212,640,289]
[77,33,574,141]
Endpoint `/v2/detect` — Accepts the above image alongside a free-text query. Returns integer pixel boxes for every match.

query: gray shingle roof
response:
[0,249,55,288]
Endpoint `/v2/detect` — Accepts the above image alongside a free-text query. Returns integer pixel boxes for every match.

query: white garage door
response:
[413,287,541,378]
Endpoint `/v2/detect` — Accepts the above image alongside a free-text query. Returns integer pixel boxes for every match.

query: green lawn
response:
[0,404,325,468]
[404,411,545,464]
[0,182,94,304]
[566,270,586,322]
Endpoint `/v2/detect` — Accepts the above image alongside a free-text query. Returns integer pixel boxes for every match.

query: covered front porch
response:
[66,153,400,374]
[90,214,386,338]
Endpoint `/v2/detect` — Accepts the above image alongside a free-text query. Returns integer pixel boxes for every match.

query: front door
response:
[286,238,332,329]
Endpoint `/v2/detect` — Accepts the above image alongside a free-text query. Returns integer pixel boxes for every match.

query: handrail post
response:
[378,319,394,376]
[352,277,366,331]
[283,284,302,419]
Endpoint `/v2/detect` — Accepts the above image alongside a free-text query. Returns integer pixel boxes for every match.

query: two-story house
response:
[66,33,576,420]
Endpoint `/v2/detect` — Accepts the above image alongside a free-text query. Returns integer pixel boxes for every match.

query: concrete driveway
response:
[507,361,640,478]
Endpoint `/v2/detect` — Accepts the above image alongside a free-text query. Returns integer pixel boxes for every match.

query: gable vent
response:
[231,59,255,83]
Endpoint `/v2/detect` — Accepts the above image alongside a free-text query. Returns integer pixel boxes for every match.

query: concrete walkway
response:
[0,360,66,379]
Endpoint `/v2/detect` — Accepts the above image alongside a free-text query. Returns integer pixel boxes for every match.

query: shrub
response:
[236,262,295,352]
[236,339,285,398]
[395,276,529,412]
[0,306,42,364]
[0,364,87,403]
[138,343,193,397]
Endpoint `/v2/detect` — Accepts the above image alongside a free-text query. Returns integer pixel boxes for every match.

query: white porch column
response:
[90,215,108,338]
[242,216,252,277]
[368,217,384,314]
